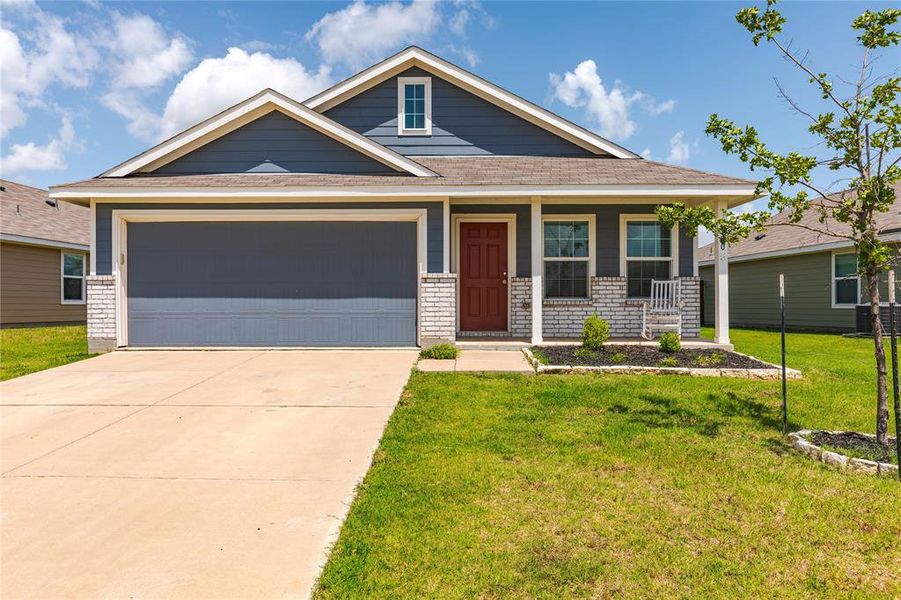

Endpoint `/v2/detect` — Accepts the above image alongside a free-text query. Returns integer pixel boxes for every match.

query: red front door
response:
[460,222,508,331]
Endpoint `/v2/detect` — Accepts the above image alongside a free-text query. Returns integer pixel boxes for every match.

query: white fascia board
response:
[697,232,901,266]
[305,47,638,159]
[101,89,437,178]
[50,184,760,201]
[0,232,90,251]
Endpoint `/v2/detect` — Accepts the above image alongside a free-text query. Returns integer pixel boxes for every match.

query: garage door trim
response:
[110,208,428,348]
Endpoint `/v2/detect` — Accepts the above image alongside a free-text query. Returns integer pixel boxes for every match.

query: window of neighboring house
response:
[61,252,85,304]
[622,218,675,298]
[543,218,593,298]
[397,77,431,135]
[833,252,859,307]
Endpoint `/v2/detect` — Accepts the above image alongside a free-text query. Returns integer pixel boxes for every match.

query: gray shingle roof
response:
[698,183,901,262]
[1,179,89,246]
[51,156,756,190]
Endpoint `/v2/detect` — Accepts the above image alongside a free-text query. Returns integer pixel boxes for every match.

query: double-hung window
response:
[832,252,859,307]
[543,218,593,299]
[61,252,85,304]
[397,77,431,136]
[622,217,676,298]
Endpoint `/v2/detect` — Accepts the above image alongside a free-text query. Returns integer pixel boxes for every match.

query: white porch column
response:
[713,199,730,345]
[530,196,543,344]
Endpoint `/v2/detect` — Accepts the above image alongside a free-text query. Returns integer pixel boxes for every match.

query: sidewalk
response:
[417,350,534,373]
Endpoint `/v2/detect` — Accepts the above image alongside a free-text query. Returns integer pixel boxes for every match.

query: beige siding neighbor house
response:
[1,180,90,326]
[699,185,901,332]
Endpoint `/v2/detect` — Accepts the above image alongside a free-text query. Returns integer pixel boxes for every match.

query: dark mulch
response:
[533,344,772,369]
[811,431,898,465]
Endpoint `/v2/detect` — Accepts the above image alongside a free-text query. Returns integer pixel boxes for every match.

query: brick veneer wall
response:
[420,273,457,345]
[86,275,117,353]
[507,276,701,339]
[511,277,532,337]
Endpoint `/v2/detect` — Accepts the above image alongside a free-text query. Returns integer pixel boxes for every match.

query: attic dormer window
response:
[397,76,431,136]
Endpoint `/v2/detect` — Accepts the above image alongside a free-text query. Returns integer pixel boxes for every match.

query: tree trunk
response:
[866,266,890,448]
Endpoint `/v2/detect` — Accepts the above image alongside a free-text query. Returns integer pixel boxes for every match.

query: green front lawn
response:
[316,329,901,598]
[0,325,94,381]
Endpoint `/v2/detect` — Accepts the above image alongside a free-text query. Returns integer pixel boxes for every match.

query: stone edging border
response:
[787,429,898,477]
[521,348,802,380]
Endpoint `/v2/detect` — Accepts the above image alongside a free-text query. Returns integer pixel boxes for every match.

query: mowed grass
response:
[315,328,901,598]
[0,325,93,381]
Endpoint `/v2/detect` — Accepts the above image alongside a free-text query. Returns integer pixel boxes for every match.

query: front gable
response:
[325,67,594,157]
[307,46,637,159]
[102,89,436,178]
[154,111,396,175]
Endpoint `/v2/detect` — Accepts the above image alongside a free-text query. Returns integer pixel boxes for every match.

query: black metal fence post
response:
[780,273,787,435]
[888,270,900,481]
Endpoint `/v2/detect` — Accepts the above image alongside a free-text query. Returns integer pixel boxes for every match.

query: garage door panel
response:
[126,222,417,347]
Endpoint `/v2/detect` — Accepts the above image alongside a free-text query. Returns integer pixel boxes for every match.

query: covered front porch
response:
[422,197,733,348]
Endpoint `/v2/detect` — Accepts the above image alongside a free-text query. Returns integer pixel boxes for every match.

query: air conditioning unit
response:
[855,304,901,334]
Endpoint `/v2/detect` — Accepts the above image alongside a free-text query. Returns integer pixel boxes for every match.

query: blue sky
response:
[1,0,893,210]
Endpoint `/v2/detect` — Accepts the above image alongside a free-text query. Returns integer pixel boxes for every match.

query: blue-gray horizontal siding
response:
[325,67,594,157]
[127,221,416,346]
[543,204,694,277]
[94,202,444,274]
[154,111,395,174]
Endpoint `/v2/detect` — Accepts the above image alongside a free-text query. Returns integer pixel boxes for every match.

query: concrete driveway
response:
[1,349,417,599]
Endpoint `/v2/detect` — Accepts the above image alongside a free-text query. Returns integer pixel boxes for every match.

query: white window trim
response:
[541,214,596,300]
[831,250,860,309]
[61,251,86,305]
[397,76,432,136]
[619,214,679,298]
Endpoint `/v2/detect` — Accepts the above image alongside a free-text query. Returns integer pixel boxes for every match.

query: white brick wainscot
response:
[420,273,457,346]
[511,276,700,339]
[86,274,117,353]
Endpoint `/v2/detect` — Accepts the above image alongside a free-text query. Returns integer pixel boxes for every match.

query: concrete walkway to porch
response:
[417,350,534,373]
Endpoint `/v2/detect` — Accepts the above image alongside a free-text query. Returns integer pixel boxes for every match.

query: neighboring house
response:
[50,47,757,352]
[1,180,90,327]
[699,184,901,331]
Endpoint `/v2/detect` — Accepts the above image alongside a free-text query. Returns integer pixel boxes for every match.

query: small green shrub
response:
[574,347,598,360]
[609,352,627,364]
[695,352,725,367]
[658,332,681,354]
[530,349,551,365]
[582,314,610,351]
[419,343,459,360]
[659,356,680,367]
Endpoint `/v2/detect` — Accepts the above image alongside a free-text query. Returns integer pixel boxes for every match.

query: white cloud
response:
[666,131,698,164]
[155,48,333,141]
[0,8,98,137]
[102,12,193,89]
[640,148,652,159]
[306,0,439,68]
[0,116,76,175]
[549,59,675,141]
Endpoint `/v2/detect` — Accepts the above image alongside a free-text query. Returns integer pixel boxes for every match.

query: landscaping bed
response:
[789,429,899,476]
[525,344,800,378]
[532,344,770,369]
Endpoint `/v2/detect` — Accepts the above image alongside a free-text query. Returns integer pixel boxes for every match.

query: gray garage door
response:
[126,221,417,347]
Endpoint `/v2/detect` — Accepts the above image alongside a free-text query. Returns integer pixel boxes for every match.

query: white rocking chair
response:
[641,279,683,340]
